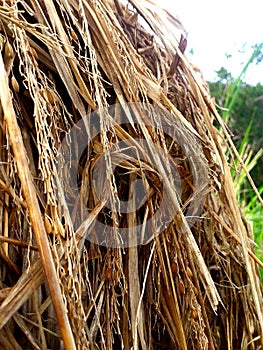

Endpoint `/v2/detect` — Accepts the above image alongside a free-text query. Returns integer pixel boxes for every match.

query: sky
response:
[159,0,263,85]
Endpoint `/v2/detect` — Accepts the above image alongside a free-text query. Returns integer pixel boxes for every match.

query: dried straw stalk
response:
[0,0,262,349]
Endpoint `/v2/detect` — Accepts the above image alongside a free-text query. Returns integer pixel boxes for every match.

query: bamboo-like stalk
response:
[0,52,76,350]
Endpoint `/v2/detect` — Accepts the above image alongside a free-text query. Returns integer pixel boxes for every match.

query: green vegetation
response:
[208,44,263,278]
[209,45,263,187]
[243,185,263,280]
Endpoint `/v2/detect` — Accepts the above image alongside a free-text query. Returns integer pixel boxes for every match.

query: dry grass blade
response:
[0,0,262,349]
[0,260,44,328]
[13,314,42,350]
[0,52,76,349]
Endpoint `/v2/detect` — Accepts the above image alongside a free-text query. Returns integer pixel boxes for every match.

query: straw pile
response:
[0,0,262,349]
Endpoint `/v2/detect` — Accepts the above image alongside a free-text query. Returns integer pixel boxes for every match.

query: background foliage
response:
[208,46,263,279]
[209,68,263,188]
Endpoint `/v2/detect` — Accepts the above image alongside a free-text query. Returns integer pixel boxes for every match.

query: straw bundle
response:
[0,0,262,349]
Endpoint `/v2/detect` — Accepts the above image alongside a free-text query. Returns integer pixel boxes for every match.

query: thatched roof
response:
[0,0,262,349]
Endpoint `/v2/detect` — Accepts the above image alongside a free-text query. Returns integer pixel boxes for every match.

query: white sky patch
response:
[158,0,263,85]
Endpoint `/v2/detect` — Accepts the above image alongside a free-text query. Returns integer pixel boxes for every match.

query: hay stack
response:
[0,0,262,349]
